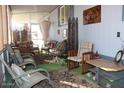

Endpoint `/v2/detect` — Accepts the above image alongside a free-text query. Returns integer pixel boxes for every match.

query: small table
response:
[86,58,124,84]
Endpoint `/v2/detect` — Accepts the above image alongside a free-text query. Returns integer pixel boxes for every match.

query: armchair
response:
[0,57,51,88]
[67,42,93,70]
[6,44,36,68]
[45,40,67,64]
[82,52,94,74]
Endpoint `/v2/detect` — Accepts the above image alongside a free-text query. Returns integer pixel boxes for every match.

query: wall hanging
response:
[83,5,101,25]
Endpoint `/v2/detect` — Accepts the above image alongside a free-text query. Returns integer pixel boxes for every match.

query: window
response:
[63,29,68,39]
[31,23,43,49]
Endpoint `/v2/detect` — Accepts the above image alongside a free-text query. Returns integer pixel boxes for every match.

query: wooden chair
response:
[82,52,94,74]
[68,50,78,70]
[0,56,51,88]
[67,42,93,71]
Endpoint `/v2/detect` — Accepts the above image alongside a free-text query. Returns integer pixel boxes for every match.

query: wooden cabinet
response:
[58,5,74,26]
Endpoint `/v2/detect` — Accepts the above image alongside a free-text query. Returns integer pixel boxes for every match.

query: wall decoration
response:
[83,5,101,25]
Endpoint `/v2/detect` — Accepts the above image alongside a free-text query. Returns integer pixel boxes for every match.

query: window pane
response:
[31,24,43,49]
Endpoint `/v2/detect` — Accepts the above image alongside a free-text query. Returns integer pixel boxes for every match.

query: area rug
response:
[33,69,100,88]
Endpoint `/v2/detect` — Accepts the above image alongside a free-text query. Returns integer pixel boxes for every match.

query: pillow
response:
[14,50,24,64]
[11,64,30,82]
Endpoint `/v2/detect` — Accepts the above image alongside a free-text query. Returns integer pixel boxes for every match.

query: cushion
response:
[24,58,34,62]
[11,64,30,82]
[68,56,82,62]
[14,49,24,63]
[15,52,24,64]
[77,42,92,57]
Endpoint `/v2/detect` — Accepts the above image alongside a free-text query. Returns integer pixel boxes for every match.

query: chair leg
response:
[67,60,71,71]
[82,63,86,74]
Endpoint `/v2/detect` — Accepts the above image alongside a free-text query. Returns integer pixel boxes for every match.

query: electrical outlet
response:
[117,32,120,37]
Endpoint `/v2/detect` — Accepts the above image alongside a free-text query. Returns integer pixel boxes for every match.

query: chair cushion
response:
[14,50,24,63]
[77,42,93,58]
[68,56,82,62]
[11,64,30,82]
[24,58,34,62]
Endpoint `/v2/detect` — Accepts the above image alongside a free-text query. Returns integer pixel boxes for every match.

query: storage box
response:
[98,70,124,88]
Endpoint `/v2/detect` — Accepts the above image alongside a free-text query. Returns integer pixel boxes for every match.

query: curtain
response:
[40,20,51,43]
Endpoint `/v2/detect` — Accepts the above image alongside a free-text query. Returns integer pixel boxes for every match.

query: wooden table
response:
[86,58,124,72]
[86,58,124,84]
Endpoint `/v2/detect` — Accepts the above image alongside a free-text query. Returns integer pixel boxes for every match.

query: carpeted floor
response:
[33,68,100,88]
[30,54,100,88]
[2,54,100,88]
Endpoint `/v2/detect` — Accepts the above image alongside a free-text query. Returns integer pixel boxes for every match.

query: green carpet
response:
[25,58,67,71]
[72,66,82,74]
[3,57,99,87]
[37,63,67,71]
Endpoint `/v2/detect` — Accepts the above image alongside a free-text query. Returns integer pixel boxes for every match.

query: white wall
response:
[49,5,124,57]
[75,5,124,57]
[49,8,68,42]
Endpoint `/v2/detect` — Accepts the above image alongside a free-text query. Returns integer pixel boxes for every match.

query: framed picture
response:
[83,5,101,25]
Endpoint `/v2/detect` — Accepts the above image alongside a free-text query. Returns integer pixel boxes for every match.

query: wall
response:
[49,7,68,42]
[12,12,49,30]
[49,5,124,57]
[74,5,124,57]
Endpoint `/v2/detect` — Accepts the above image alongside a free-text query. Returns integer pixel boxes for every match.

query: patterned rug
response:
[33,69,100,88]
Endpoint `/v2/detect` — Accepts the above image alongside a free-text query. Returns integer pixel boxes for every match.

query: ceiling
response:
[10,5,58,14]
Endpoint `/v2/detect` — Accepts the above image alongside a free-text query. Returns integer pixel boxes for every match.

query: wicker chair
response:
[6,44,36,68]
[0,56,51,88]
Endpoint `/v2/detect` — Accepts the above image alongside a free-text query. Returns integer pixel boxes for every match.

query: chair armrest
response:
[13,73,29,79]
[83,51,94,58]
[82,52,94,64]
[26,68,50,79]
[21,54,33,58]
